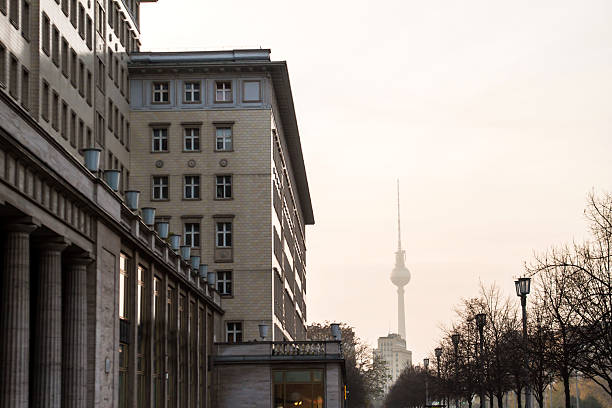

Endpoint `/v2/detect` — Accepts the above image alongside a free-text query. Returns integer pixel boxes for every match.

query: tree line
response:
[385,192,612,408]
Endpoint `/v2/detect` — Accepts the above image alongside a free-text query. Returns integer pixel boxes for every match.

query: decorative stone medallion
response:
[219,159,228,167]
[155,160,164,168]
[188,159,196,168]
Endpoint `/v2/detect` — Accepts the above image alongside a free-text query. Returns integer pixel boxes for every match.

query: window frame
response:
[225,321,242,343]
[215,174,232,200]
[215,221,232,248]
[151,127,169,152]
[151,175,169,201]
[216,270,232,297]
[183,222,201,248]
[214,124,233,152]
[183,174,200,200]
[182,126,200,152]
[183,81,201,104]
[151,81,170,104]
[242,80,262,103]
[214,80,233,103]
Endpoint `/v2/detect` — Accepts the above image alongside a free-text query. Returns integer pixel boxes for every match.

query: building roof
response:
[128,49,315,225]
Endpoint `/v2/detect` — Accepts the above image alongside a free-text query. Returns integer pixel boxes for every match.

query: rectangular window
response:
[216,222,232,248]
[183,128,199,151]
[114,107,119,135]
[151,128,168,152]
[183,175,200,200]
[0,0,5,16]
[61,0,68,15]
[8,54,18,98]
[41,80,49,121]
[70,110,76,147]
[70,0,76,26]
[119,254,129,319]
[20,67,28,109]
[136,266,146,408]
[21,0,29,40]
[217,271,232,296]
[183,82,200,103]
[226,322,242,343]
[215,175,232,199]
[51,26,59,66]
[152,82,169,103]
[215,81,232,103]
[0,43,6,86]
[107,99,113,131]
[70,48,77,87]
[86,15,92,49]
[126,122,130,150]
[9,0,18,27]
[96,2,104,35]
[41,13,50,55]
[84,70,92,105]
[51,91,59,130]
[107,48,113,79]
[242,80,261,102]
[78,4,85,38]
[96,57,105,90]
[119,343,128,408]
[113,57,118,86]
[96,112,104,146]
[61,37,68,77]
[273,370,324,408]
[184,223,200,248]
[215,127,233,151]
[78,60,84,96]
[152,176,168,200]
[61,101,68,139]
[78,119,84,150]
[120,67,125,95]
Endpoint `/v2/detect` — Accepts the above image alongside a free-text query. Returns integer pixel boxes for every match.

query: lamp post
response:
[515,277,532,408]
[424,358,430,407]
[452,333,460,408]
[475,313,486,408]
[435,347,443,407]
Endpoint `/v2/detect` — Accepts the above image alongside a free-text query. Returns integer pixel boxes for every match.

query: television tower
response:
[390,180,411,339]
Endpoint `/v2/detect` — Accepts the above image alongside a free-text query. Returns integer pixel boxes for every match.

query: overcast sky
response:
[140,0,612,361]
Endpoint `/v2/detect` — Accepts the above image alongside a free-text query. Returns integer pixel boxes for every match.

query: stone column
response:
[62,255,91,408]
[31,239,69,408]
[0,222,37,408]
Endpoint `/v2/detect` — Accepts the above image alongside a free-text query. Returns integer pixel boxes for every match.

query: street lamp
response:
[476,313,486,408]
[451,333,460,408]
[515,277,532,408]
[424,358,430,407]
[435,347,443,408]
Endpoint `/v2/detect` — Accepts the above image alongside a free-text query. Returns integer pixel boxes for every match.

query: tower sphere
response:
[391,252,411,287]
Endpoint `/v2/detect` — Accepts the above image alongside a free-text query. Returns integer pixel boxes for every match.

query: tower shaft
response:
[397,286,406,339]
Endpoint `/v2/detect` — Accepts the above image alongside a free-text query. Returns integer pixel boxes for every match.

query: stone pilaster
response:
[62,255,92,408]
[31,239,69,408]
[0,223,37,408]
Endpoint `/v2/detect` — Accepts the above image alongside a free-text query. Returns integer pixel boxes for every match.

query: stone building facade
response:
[374,333,412,394]
[128,50,314,343]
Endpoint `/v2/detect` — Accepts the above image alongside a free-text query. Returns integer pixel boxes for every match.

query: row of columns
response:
[0,222,91,408]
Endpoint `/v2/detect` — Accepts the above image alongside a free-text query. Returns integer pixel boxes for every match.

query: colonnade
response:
[0,222,92,408]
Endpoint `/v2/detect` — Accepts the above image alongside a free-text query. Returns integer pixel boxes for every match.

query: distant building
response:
[375,333,413,393]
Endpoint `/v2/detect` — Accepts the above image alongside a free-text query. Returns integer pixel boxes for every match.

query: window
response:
[107,99,113,131]
[113,57,118,86]
[20,67,29,109]
[242,80,261,102]
[217,271,232,296]
[41,80,49,121]
[69,0,76,26]
[119,253,129,320]
[86,69,92,105]
[215,175,232,199]
[119,343,128,408]
[95,112,104,145]
[51,91,59,130]
[78,60,84,96]
[107,48,113,79]
[21,0,29,40]
[96,2,105,35]
[215,127,233,151]
[0,0,5,15]
[184,223,200,248]
[152,176,168,200]
[61,0,68,15]
[70,110,76,147]
[183,128,199,151]
[273,370,324,408]
[0,43,5,86]
[136,266,146,408]
[61,37,68,77]
[183,82,200,103]
[226,322,242,343]
[120,67,125,95]
[96,57,105,90]
[61,101,68,139]
[152,82,169,103]
[183,175,200,199]
[9,0,18,27]
[9,54,18,97]
[215,81,232,102]
[70,48,76,87]
[216,222,232,248]
[86,15,92,49]
[151,128,168,152]
[78,119,84,150]
[41,13,50,55]
[78,4,85,38]
[51,26,59,66]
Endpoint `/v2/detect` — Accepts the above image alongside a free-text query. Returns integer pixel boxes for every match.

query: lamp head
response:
[515,277,531,296]
[451,333,460,347]
[435,347,442,358]
[423,358,429,369]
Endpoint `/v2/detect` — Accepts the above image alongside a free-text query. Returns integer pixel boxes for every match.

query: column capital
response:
[65,252,94,266]
[33,236,71,252]
[3,217,39,234]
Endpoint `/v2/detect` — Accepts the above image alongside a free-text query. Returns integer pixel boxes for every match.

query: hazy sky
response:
[140,0,612,361]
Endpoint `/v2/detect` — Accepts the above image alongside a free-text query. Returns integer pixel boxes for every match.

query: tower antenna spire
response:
[397,179,402,251]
